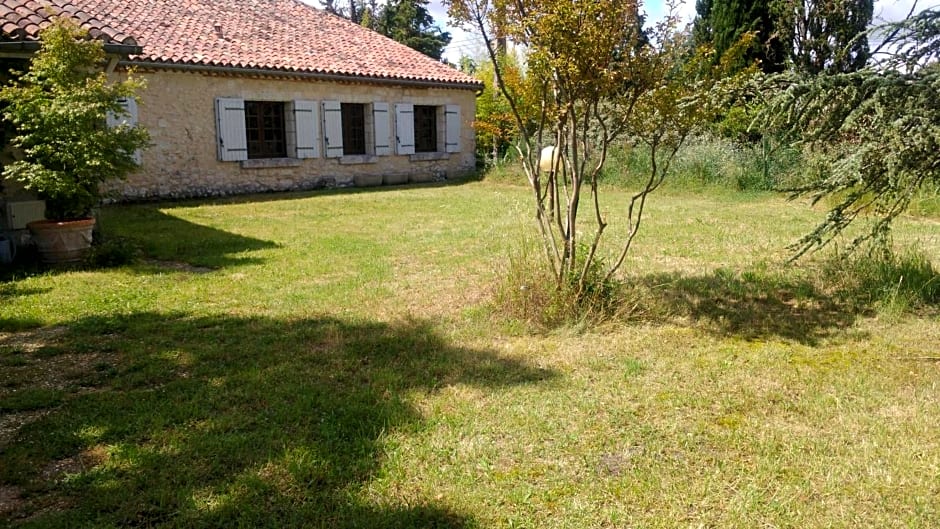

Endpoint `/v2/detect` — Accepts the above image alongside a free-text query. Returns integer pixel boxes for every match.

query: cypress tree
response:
[777,0,874,74]
[693,0,786,73]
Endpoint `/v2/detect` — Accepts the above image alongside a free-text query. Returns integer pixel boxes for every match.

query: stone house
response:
[0,0,481,229]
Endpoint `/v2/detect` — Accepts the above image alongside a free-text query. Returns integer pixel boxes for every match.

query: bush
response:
[493,239,622,330]
[0,19,149,220]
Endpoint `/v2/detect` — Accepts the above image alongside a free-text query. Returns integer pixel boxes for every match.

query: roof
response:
[0,0,481,88]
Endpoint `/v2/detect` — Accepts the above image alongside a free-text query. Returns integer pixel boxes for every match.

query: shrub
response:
[0,19,149,220]
[493,239,622,330]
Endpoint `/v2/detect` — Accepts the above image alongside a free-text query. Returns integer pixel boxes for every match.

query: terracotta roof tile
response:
[0,0,479,88]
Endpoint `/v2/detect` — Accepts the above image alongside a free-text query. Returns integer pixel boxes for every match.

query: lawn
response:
[1,180,938,528]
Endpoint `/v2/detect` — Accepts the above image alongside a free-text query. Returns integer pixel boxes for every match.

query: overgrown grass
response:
[484,135,805,192]
[1,181,938,527]
[492,239,622,330]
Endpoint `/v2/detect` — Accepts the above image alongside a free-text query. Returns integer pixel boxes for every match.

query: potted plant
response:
[0,19,149,264]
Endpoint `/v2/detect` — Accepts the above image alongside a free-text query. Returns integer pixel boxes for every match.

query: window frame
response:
[244,100,288,160]
[413,105,439,153]
[341,103,367,156]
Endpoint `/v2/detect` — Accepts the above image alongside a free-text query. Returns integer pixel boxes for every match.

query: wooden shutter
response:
[395,103,415,155]
[445,104,461,153]
[215,97,248,161]
[107,97,143,164]
[106,97,138,128]
[322,100,344,158]
[373,102,391,156]
[293,100,320,159]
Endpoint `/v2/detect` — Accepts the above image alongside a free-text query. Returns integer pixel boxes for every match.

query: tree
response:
[374,0,452,60]
[472,53,539,164]
[693,0,787,73]
[320,0,363,23]
[326,0,451,60]
[0,19,149,221]
[774,0,873,74]
[447,0,730,297]
[758,9,940,257]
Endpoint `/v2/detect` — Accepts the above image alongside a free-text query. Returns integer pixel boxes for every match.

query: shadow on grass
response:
[97,207,278,270]
[628,269,871,345]
[0,283,49,299]
[0,312,553,528]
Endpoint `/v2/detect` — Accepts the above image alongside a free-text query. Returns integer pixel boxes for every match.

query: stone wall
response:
[104,69,478,200]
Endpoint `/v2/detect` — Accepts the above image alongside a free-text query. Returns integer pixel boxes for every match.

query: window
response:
[395,103,461,156]
[245,101,287,159]
[341,103,366,155]
[414,105,438,153]
[216,98,320,162]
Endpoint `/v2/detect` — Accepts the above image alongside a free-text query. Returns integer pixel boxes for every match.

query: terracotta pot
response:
[27,218,96,265]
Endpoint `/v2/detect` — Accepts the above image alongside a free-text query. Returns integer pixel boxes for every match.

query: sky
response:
[427,0,933,63]
[302,0,936,64]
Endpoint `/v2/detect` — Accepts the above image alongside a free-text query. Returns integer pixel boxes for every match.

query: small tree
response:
[0,19,149,221]
[447,0,652,296]
[448,0,732,300]
[759,9,940,257]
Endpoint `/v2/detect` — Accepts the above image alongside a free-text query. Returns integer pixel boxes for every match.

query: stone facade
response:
[103,69,478,200]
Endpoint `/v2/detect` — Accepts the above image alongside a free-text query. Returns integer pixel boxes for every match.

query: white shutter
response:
[106,97,138,128]
[373,102,391,156]
[445,104,461,153]
[107,97,143,164]
[322,100,344,158]
[294,100,320,159]
[395,103,415,155]
[215,97,248,162]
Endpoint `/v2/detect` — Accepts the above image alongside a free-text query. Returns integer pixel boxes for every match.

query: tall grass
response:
[601,135,803,191]
[484,135,804,192]
[492,239,622,330]
[820,245,940,317]
[908,182,940,218]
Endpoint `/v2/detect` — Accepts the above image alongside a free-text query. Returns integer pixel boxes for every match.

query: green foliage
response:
[773,0,873,74]
[363,0,452,59]
[0,19,150,221]
[597,136,802,192]
[693,0,786,73]
[473,53,538,165]
[759,10,940,257]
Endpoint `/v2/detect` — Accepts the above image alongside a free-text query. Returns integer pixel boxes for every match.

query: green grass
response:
[1,180,939,528]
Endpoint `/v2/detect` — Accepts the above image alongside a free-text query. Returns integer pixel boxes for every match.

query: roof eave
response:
[0,41,144,57]
[123,60,484,91]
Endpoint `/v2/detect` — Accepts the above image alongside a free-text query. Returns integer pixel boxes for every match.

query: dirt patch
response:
[0,326,67,353]
[0,409,53,449]
[0,485,24,515]
[41,446,108,482]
